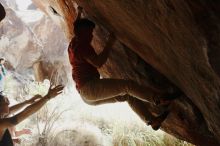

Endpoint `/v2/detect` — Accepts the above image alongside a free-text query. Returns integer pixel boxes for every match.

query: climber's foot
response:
[148,111,169,131]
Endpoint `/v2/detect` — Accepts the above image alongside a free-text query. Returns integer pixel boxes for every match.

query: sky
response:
[16,0,32,10]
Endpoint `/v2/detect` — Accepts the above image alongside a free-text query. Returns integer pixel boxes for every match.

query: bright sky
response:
[16,0,32,10]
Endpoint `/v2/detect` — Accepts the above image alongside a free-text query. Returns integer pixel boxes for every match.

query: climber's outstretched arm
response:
[85,33,116,68]
[9,95,42,114]
[0,85,64,129]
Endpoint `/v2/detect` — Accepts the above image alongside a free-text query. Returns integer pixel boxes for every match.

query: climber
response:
[68,6,180,130]
[0,84,64,146]
[9,126,32,145]
[0,58,7,92]
[0,2,5,22]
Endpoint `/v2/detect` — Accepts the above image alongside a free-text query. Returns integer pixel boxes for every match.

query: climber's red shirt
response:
[68,38,100,91]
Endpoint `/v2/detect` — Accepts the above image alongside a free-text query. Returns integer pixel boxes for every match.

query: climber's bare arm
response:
[15,128,32,137]
[85,34,116,68]
[9,95,42,114]
[0,85,64,129]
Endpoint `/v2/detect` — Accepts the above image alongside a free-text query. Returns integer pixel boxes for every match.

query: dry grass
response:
[4,76,194,146]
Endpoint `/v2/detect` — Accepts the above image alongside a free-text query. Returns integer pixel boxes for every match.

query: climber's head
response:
[74,18,95,42]
[0,57,5,64]
[0,94,10,117]
[0,3,6,22]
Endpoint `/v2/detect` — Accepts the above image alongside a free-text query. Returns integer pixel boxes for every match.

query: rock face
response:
[0,7,41,72]
[29,14,70,84]
[0,1,70,85]
[30,0,220,145]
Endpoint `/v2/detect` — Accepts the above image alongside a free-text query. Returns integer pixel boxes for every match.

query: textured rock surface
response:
[0,1,71,85]
[0,7,41,72]
[26,0,220,145]
[0,0,71,95]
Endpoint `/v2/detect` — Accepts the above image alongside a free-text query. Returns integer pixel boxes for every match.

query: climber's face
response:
[0,97,10,116]
[78,26,94,43]
[86,27,94,42]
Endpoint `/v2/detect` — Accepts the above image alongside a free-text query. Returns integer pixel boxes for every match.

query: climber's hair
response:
[74,18,95,35]
[0,57,5,63]
[0,94,5,103]
[0,92,5,103]
[0,3,6,21]
[0,94,9,105]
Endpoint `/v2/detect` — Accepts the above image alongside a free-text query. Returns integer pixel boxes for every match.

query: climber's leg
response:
[127,97,155,122]
[79,78,159,104]
[79,78,176,105]
[128,97,169,130]
[82,94,128,106]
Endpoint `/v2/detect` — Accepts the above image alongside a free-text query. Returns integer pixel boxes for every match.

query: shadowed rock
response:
[32,0,220,145]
